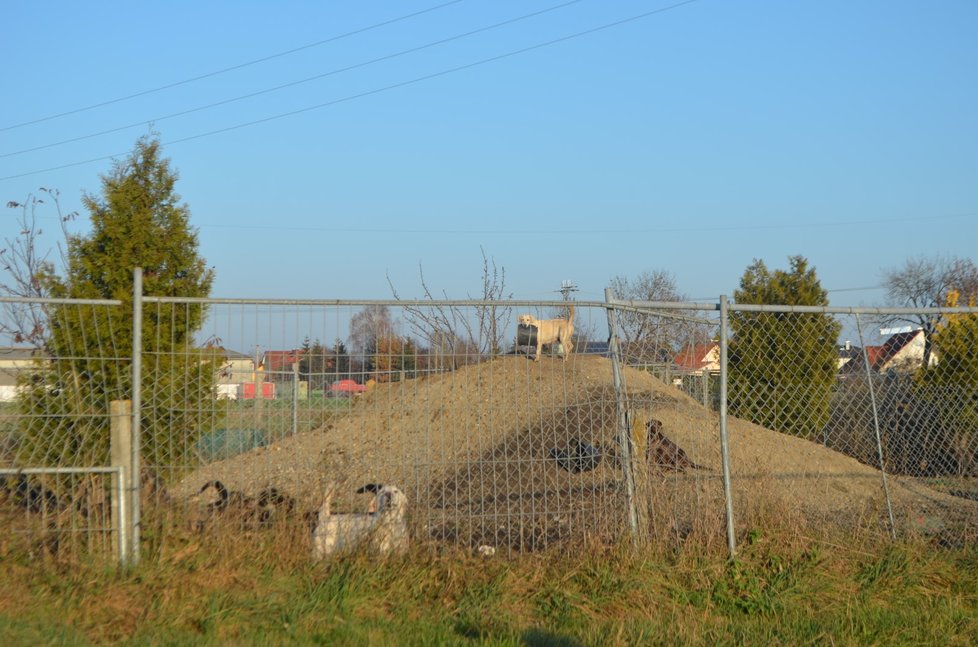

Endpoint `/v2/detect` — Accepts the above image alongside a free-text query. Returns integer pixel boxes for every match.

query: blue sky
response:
[2,0,976,306]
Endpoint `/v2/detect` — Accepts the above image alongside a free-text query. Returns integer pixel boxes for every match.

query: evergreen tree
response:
[728,256,841,439]
[915,290,978,474]
[298,337,334,391]
[18,135,216,469]
[331,339,351,382]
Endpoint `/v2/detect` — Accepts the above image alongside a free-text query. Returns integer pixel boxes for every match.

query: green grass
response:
[216,394,353,444]
[2,526,977,646]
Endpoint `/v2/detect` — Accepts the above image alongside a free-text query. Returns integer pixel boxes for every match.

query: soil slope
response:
[175,354,975,548]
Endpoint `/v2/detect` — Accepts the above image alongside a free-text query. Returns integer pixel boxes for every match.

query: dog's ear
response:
[356,483,382,494]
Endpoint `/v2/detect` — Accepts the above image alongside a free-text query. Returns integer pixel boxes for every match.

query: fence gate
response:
[0,294,134,565]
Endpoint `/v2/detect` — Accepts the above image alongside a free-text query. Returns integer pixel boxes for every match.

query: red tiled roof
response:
[869,330,923,370]
[262,349,303,372]
[674,343,718,370]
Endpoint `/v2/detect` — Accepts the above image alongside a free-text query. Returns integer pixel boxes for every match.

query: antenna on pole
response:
[558,280,578,301]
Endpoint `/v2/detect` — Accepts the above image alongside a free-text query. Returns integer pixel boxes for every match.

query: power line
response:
[1,0,587,159]
[0,0,701,182]
[186,212,968,235]
[826,285,882,293]
[3,209,971,235]
[0,0,469,133]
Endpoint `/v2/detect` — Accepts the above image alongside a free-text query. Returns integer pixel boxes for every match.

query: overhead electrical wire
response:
[0,0,700,182]
[0,0,469,133]
[0,0,587,159]
[189,212,970,235]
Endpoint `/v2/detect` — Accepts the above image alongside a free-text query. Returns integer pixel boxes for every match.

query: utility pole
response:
[558,280,578,301]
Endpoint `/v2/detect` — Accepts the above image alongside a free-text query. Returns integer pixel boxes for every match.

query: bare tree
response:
[608,269,713,363]
[388,247,512,368]
[348,305,397,357]
[881,255,978,368]
[1,189,76,346]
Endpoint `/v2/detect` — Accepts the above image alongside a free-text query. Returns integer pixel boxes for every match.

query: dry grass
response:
[2,498,977,646]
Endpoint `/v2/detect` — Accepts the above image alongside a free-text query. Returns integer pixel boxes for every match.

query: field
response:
[1,530,977,645]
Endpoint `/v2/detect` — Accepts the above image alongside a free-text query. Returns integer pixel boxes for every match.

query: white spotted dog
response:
[311,483,409,561]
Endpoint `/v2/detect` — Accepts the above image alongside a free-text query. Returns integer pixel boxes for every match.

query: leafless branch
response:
[388,248,512,366]
[0,189,77,347]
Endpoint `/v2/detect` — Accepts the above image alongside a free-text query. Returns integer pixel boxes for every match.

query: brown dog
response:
[646,419,703,471]
[518,305,575,361]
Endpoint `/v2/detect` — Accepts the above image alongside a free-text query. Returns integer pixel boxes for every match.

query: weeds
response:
[1,527,977,646]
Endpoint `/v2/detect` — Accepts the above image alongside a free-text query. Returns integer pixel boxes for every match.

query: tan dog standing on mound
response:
[518,305,575,361]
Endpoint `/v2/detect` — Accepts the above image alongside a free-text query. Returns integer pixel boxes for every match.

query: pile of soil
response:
[174,354,976,549]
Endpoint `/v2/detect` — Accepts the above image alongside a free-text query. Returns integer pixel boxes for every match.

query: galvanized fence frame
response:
[4,271,978,564]
[140,289,647,554]
[0,294,134,566]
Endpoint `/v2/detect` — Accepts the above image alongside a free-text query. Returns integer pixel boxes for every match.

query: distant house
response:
[0,347,45,402]
[840,329,935,374]
[871,329,935,372]
[837,340,862,370]
[262,349,303,382]
[673,342,720,375]
[213,348,256,400]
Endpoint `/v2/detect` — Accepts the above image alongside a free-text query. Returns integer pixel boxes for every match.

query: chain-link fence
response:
[3,277,977,564]
[722,303,978,548]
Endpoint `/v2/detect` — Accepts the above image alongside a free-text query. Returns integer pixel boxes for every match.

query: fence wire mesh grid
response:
[724,306,978,542]
[148,301,704,555]
[2,291,977,563]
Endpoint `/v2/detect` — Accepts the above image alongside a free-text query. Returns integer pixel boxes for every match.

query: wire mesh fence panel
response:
[147,299,641,556]
[8,287,977,562]
[604,302,729,549]
[724,306,978,544]
[0,468,123,563]
[0,297,129,562]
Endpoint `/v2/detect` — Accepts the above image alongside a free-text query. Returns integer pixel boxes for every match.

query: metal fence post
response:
[718,295,737,556]
[604,288,641,544]
[110,400,132,566]
[856,314,897,539]
[131,267,143,566]
[292,362,299,436]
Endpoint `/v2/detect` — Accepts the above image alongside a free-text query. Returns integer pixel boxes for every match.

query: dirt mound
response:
[175,354,976,549]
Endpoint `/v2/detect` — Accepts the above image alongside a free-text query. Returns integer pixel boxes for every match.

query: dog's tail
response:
[317,484,336,519]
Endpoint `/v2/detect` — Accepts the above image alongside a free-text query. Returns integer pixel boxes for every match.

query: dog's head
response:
[357,483,408,514]
[517,314,535,327]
